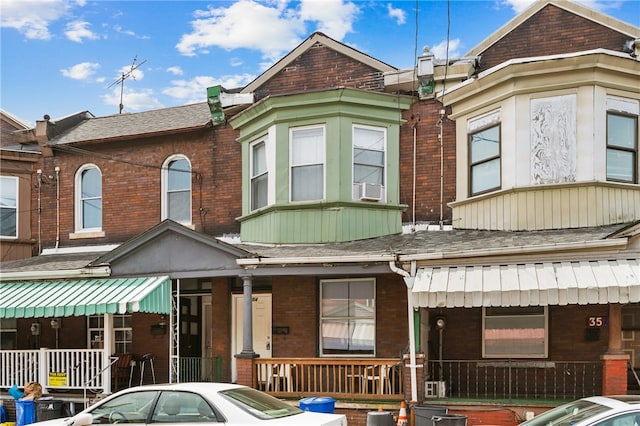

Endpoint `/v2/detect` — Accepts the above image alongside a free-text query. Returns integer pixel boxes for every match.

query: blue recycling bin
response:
[299,397,335,414]
[16,400,36,426]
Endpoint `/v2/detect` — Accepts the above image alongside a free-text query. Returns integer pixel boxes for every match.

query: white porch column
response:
[103,313,113,393]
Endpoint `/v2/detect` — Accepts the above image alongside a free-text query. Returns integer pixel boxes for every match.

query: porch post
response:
[103,313,113,394]
[601,303,628,395]
[235,274,258,388]
[240,274,254,355]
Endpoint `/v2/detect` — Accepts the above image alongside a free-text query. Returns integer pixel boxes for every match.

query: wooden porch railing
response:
[254,358,404,401]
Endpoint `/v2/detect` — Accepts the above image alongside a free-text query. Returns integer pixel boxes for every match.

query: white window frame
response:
[161,154,192,225]
[87,314,132,354]
[74,164,102,233]
[319,278,376,357]
[352,124,387,201]
[250,138,269,211]
[0,176,18,239]
[606,97,638,184]
[289,125,325,202]
[482,306,548,358]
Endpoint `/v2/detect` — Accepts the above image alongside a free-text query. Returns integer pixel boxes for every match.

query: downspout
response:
[389,259,418,402]
[55,166,60,248]
[412,117,418,231]
[437,109,445,229]
[37,169,42,254]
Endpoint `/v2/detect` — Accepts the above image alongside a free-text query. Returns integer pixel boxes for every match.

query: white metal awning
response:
[412,259,640,308]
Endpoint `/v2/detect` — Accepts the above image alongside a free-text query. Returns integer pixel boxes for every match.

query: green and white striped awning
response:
[0,276,171,318]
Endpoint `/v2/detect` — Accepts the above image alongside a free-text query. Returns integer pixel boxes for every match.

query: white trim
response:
[161,154,192,225]
[74,164,102,233]
[0,267,111,281]
[0,175,19,239]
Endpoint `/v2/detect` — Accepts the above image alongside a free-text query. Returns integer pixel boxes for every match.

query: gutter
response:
[237,254,396,266]
[0,266,111,281]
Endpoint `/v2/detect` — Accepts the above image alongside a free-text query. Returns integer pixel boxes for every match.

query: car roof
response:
[584,396,640,407]
[118,382,247,393]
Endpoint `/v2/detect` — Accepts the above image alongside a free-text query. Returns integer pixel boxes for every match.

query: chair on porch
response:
[111,353,133,391]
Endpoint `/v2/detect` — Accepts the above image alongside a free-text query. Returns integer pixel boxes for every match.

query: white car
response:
[520,396,640,426]
[33,383,347,426]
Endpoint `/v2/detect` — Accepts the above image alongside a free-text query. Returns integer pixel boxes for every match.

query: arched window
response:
[75,164,102,232]
[162,155,192,224]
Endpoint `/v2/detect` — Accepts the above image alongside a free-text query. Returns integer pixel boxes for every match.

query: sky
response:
[1,0,638,126]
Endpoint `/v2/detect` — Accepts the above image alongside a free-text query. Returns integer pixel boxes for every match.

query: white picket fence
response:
[0,349,112,393]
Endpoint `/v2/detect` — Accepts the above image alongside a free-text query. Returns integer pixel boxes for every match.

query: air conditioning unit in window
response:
[359,182,382,201]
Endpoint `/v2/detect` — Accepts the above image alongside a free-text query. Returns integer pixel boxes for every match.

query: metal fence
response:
[426,360,602,401]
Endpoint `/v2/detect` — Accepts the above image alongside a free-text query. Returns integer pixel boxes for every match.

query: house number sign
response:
[587,316,608,327]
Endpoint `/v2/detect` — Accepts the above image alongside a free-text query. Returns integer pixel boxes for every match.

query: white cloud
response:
[60,62,100,80]
[499,0,613,14]
[176,0,359,60]
[162,74,256,104]
[387,3,406,25]
[102,87,164,113]
[298,0,359,40]
[0,0,70,40]
[431,38,462,60]
[65,20,99,42]
[167,66,184,76]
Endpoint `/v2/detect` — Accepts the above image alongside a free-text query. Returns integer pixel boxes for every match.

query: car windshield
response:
[219,387,302,420]
[521,399,611,426]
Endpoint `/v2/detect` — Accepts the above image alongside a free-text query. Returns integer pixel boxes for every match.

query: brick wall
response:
[399,102,456,226]
[477,4,631,73]
[254,42,386,100]
[35,126,241,248]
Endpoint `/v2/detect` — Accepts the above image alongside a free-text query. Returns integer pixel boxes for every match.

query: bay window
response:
[290,126,324,201]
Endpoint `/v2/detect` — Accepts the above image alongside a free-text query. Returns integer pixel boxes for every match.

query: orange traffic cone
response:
[397,401,408,426]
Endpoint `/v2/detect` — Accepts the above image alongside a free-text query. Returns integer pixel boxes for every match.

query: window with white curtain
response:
[251,140,268,210]
[290,126,324,201]
[0,176,18,238]
[75,164,102,232]
[320,278,375,356]
[162,155,192,224]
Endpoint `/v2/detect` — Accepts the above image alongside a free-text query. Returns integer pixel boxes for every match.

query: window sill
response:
[69,231,106,239]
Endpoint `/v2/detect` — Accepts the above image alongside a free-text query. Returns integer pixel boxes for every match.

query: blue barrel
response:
[16,400,36,426]
[299,397,336,414]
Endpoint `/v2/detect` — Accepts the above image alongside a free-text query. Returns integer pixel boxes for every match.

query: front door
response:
[231,294,272,382]
[179,297,201,380]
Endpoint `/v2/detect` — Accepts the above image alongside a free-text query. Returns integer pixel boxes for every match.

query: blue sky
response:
[1,0,638,126]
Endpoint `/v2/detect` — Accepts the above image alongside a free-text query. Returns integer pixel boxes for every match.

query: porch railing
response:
[0,349,107,392]
[254,358,404,401]
[426,360,602,401]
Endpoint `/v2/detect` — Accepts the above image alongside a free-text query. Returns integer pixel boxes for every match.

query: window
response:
[290,126,324,201]
[88,314,132,353]
[607,112,637,183]
[0,318,17,349]
[0,176,18,238]
[251,140,268,210]
[75,165,102,231]
[90,390,157,423]
[162,156,192,224]
[469,124,501,195]
[353,125,386,200]
[320,279,375,356]
[483,307,547,358]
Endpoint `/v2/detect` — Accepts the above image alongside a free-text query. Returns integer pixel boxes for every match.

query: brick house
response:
[1,1,639,425]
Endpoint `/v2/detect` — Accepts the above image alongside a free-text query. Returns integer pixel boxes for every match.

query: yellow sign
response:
[48,372,67,387]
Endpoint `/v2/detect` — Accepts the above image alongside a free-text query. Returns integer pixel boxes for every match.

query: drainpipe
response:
[55,167,60,248]
[389,260,418,403]
[37,170,42,254]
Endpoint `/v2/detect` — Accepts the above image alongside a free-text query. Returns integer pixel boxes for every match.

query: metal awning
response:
[0,276,171,318]
[412,259,640,308]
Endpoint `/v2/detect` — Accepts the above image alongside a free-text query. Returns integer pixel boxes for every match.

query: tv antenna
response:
[108,55,147,114]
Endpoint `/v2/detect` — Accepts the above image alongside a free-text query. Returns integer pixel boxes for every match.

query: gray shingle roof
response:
[48,103,212,145]
[0,252,106,274]
[232,224,628,258]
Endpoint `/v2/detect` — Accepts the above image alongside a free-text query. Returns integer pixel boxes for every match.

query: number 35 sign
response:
[587,316,608,327]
